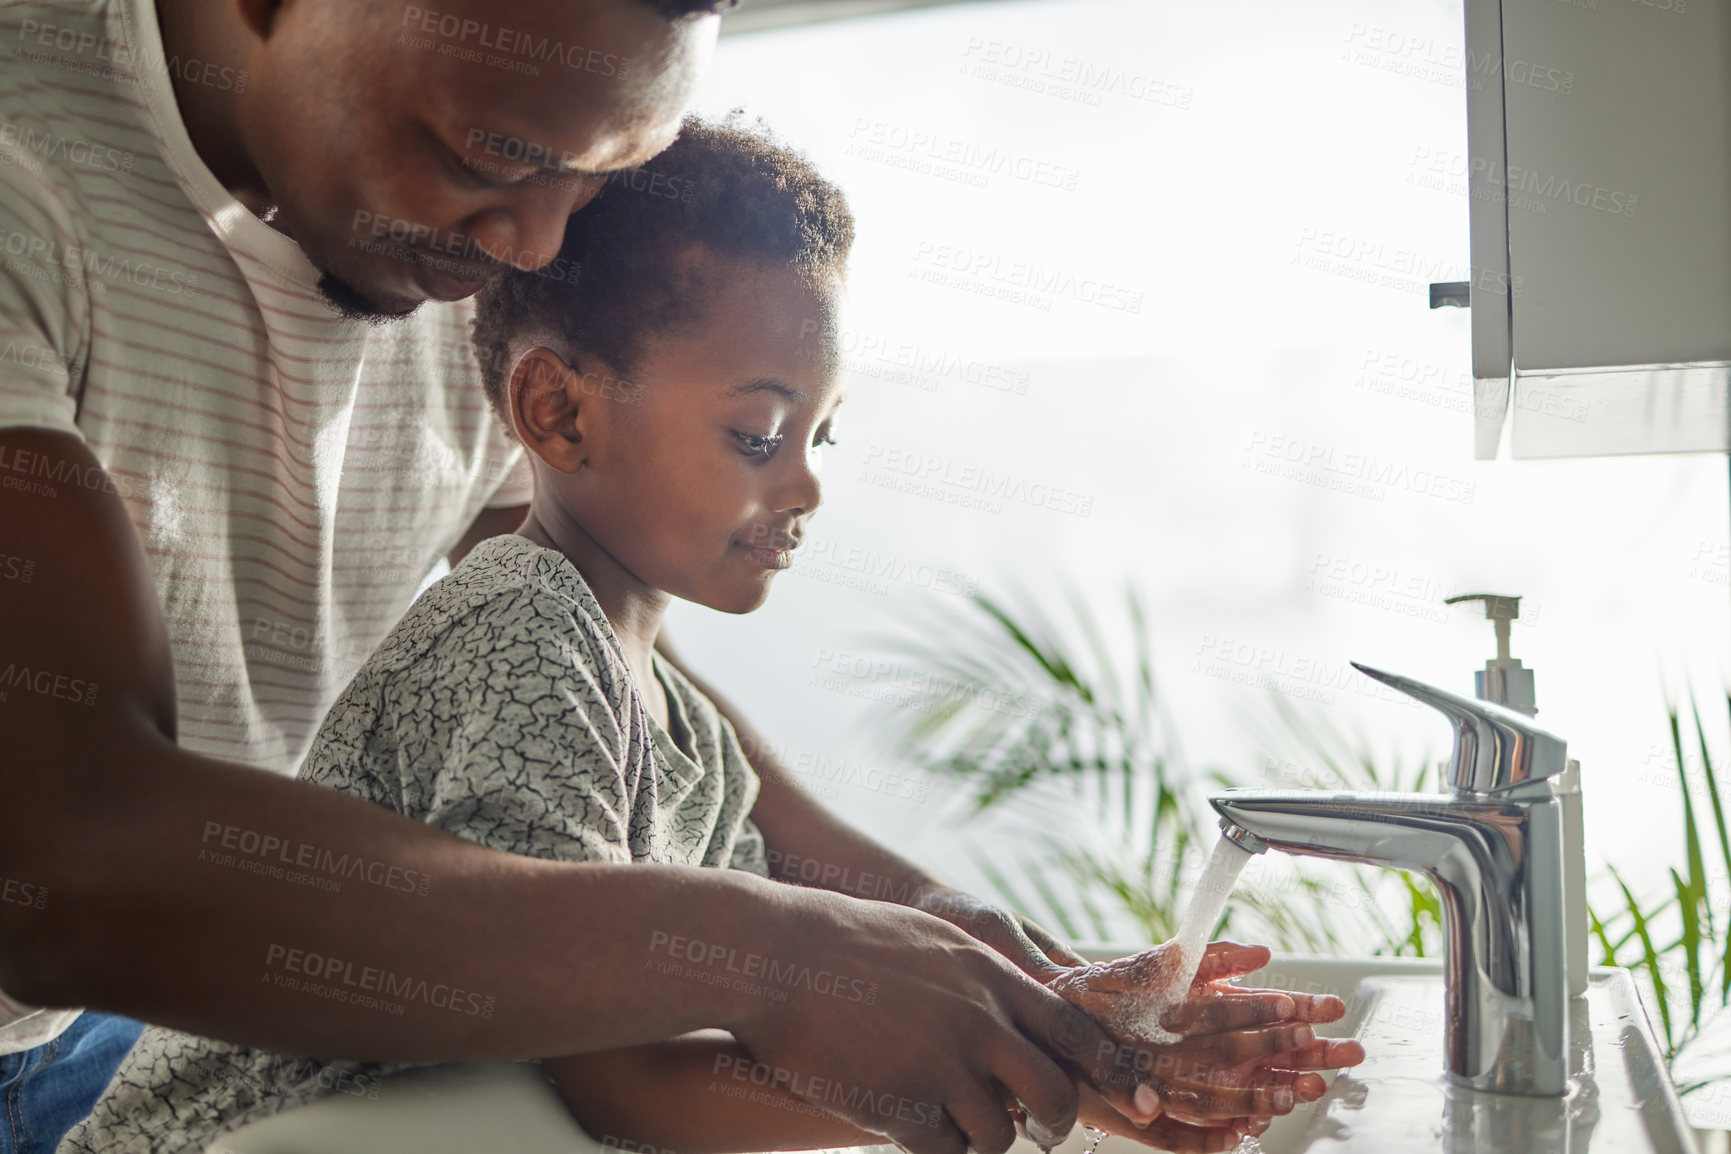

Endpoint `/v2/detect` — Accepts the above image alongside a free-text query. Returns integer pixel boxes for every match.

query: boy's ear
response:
[507,347,594,474]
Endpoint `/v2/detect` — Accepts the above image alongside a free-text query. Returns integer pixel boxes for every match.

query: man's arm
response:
[2,429,1154,1151]
[0,429,770,1056]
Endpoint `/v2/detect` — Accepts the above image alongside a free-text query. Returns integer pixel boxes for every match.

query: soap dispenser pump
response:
[1446,592,1588,997]
[1443,593,1536,714]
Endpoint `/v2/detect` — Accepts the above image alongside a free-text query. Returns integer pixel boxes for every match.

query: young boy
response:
[64,118,1351,1154]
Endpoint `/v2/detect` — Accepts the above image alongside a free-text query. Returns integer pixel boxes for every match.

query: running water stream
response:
[1158,836,1269,1154]
[1036,835,1258,1150]
[1168,834,1257,996]
[1092,833,1259,1045]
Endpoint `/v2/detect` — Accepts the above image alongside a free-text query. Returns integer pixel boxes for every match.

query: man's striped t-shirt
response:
[0,0,532,1050]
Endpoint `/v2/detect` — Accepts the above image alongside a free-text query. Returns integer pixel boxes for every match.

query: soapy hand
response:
[1042,940,1365,1141]
[1052,940,1314,1041]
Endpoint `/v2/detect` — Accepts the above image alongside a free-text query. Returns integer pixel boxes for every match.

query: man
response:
[0,0,1317,1151]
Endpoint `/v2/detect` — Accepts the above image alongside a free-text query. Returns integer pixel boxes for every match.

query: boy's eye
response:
[813,429,838,448]
[733,431,784,459]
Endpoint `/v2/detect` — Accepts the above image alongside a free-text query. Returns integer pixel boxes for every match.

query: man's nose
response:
[462,175,606,272]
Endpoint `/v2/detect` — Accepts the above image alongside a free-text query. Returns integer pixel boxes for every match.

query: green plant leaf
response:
[1401,874,1442,958]
[1669,709,1710,939]
[1612,864,1674,1055]
[974,593,1087,702]
[1690,696,1731,944]
[1713,693,1731,998]
[1587,903,1619,968]
[1671,867,1704,1034]
[1074,873,1112,942]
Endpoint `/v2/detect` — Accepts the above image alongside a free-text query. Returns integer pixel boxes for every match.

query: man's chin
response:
[315,271,423,326]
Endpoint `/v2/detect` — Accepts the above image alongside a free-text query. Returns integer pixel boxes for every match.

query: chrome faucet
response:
[1211,662,1571,1096]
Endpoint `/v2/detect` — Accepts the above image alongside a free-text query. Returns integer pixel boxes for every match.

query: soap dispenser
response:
[1445,593,1588,998]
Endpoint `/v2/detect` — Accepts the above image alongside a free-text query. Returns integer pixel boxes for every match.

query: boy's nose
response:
[773,456,824,517]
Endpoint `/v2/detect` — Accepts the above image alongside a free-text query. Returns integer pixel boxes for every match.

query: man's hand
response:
[732,887,1205,1154]
[909,885,1087,981]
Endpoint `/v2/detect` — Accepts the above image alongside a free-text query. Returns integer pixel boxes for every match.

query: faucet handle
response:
[1351,661,1567,793]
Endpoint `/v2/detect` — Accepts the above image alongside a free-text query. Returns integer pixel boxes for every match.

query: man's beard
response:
[269,199,421,325]
[316,271,421,326]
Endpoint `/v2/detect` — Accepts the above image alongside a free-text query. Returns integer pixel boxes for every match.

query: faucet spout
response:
[1212,786,1570,1096]
[1214,789,1523,874]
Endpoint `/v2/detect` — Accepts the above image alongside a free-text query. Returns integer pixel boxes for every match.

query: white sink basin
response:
[211,951,1701,1154]
[207,1061,588,1154]
[1021,948,1702,1154]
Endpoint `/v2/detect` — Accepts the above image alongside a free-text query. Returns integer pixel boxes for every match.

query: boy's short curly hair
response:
[471,114,853,431]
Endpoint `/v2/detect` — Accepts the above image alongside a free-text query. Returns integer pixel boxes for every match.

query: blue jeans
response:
[0,1013,143,1154]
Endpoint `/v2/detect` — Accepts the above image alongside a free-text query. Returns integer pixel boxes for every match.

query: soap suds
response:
[1051,835,1255,1045]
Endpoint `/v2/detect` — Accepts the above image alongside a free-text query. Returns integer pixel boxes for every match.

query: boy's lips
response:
[738,542,794,570]
[737,532,800,570]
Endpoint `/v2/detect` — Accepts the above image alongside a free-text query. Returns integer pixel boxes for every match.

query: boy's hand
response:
[1016,1016,1363,1146]
[1047,940,1365,1127]
[906,889,1322,1042]
[904,893,1363,1129]
[1112,1024,1365,1125]
[1052,940,1338,1040]
[1014,1064,1338,1154]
